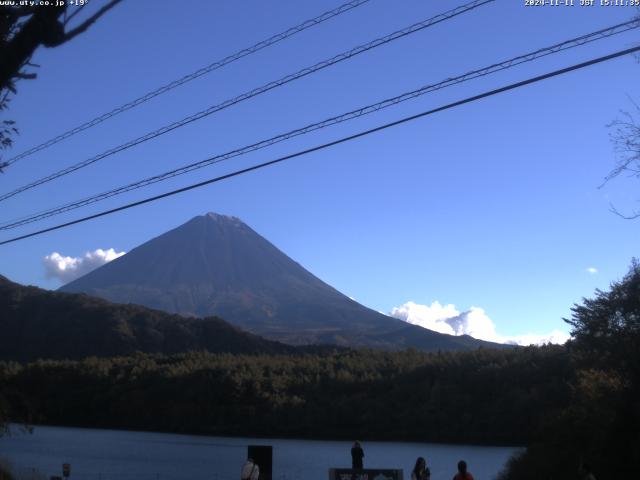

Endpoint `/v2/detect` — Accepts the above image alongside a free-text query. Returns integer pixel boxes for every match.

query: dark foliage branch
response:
[498,260,640,480]
[56,0,122,44]
[0,1,123,90]
[0,1,123,163]
[565,258,640,374]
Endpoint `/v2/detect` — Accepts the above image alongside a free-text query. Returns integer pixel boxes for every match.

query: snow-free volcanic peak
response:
[59,213,497,351]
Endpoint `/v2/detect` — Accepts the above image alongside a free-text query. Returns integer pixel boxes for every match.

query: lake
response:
[0,425,521,480]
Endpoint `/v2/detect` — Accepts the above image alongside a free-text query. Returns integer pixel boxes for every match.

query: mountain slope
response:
[60,213,500,351]
[0,275,295,361]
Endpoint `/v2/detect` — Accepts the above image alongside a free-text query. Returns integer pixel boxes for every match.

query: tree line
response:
[0,345,570,446]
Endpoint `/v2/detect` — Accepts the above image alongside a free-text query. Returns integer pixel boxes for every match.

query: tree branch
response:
[610,203,640,220]
[63,4,86,27]
[57,0,123,45]
[604,103,640,186]
[13,72,36,80]
[0,6,39,19]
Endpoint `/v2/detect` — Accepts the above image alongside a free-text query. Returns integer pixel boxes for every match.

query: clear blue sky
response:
[1,0,639,341]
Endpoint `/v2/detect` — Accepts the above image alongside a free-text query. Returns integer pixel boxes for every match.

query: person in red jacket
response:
[453,460,473,480]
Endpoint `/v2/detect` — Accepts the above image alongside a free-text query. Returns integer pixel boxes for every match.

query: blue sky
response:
[1,0,639,343]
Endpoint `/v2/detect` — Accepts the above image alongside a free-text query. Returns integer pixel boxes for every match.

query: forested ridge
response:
[0,273,496,360]
[1,346,569,445]
[0,274,299,361]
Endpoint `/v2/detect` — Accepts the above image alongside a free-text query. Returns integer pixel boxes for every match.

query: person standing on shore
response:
[453,460,473,480]
[411,457,431,480]
[241,457,259,480]
[351,441,364,469]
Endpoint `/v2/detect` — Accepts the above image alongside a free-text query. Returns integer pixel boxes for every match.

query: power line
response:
[1,44,638,247]
[0,0,495,203]
[1,19,637,231]
[3,0,372,167]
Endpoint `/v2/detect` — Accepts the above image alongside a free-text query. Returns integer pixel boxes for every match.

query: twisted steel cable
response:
[1,18,637,231]
[3,0,373,167]
[0,0,495,202]
[2,44,639,246]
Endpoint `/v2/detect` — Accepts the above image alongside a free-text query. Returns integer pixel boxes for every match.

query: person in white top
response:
[241,458,260,480]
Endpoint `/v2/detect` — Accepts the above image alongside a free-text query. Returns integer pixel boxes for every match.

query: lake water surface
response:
[0,425,520,480]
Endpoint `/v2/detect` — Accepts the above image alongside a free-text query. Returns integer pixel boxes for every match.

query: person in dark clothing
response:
[351,441,364,469]
[411,457,431,480]
[453,460,473,480]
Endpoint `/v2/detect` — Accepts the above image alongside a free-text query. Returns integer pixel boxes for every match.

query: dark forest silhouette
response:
[2,261,639,480]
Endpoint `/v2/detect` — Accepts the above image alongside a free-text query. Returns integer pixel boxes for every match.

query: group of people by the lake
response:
[410,456,473,480]
[411,457,474,480]
[350,442,474,480]
[242,441,597,480]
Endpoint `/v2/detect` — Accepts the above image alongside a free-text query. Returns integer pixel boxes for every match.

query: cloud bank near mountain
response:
[390,300,569,346]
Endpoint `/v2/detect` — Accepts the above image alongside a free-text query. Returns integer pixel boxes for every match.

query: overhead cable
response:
[3,0,373,167]
[0,0,495,202]
[1,19,637,231]
[1,44,638,246]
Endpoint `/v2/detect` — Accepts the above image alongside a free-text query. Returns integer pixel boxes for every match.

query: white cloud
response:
[390,301,569,346]
[43,248,126,283]
[502,329,570,346]
[586,267,598,275]
[391,301,461,335]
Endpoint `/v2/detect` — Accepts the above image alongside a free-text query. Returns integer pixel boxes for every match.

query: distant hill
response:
[59,213,501,351]
[0,275,295,362]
